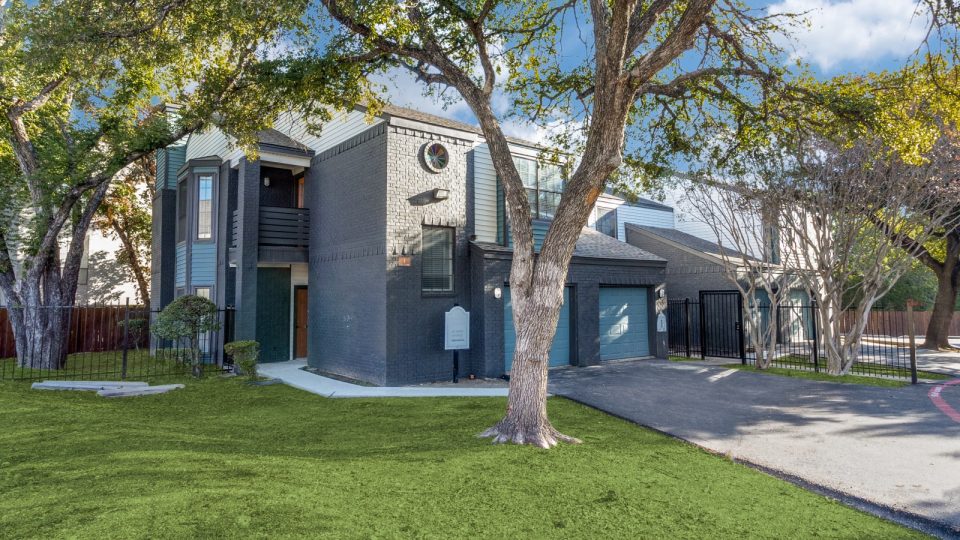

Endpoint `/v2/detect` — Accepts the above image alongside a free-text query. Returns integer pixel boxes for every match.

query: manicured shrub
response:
[224,340,260,380]
[152,295,221,377]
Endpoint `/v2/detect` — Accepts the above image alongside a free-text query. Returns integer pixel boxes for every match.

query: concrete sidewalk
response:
[257,360,508,398]
[549,360,960,536]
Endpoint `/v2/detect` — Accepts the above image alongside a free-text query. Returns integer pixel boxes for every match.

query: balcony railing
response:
[231,206,310,250]
[259,206,310,248]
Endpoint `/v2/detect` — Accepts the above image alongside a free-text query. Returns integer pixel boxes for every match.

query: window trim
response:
[421,225,456,296]
[194,172,216,242]
[193,285,213,300]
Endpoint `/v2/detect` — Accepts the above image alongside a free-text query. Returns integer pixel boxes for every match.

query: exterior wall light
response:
[432,188,450,201]
[263,177,271,187]
[397,247,412,267]
[494,287,502,299]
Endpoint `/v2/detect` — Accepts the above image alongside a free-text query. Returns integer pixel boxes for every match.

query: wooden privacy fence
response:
[843,310,960,337]
[0,305,151,358]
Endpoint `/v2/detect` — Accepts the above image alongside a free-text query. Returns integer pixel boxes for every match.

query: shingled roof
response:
[473,227,665,263]
[624,223,757,263]
[256,128,313,155]
[372,104,544,149]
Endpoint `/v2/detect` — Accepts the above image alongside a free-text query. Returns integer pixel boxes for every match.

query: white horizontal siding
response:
[593,195,674,241]
[185,128,230,161]
[661,185,765,258]
[272,109,384,154]
[471,141,562,244]
[472,143,498,243]
[612,204,673,241]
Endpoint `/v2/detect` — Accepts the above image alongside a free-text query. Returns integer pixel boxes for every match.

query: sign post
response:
[445,305,470,383]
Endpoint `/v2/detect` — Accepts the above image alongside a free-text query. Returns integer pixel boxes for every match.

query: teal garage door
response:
[504,287,571,371]
[599,287,650,361]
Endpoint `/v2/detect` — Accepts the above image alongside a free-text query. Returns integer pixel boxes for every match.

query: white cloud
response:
[767,0,930,71]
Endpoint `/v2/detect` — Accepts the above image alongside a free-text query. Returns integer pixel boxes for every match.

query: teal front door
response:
[504,287,571,371]
[256,267,291,362]
[599,287,650,361]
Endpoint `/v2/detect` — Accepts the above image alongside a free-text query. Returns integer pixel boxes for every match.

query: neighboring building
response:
[152,105,669,386]
[0,229,140,306]
[622,218,809,307]
[623,224,757,302]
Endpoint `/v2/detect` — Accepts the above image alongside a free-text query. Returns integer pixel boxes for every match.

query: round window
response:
[423,142,449,172]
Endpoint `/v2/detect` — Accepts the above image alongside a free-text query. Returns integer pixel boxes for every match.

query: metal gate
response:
[699,291,745,361]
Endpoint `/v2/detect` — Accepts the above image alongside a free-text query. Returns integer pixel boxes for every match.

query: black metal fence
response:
[667,298,918,382]
[0,305,235,381]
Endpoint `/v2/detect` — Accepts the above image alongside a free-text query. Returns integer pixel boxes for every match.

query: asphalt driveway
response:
[549,360,960,536]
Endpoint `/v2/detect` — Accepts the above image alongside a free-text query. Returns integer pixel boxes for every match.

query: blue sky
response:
[374,0,938,141]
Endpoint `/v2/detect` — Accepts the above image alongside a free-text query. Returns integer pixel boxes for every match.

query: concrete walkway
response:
[549,360,960,536]
[257,360,508,398]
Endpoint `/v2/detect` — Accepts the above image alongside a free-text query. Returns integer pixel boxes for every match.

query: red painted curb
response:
[928,379,960,424]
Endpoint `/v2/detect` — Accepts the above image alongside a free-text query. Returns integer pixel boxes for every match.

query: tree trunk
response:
[13,278,70,370]
[923,255,959,350]
[480,280,580,448]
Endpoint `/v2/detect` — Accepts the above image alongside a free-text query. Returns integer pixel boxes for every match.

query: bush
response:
[224,340,260,380]
[152,295,221,377]
[118,318,149,350]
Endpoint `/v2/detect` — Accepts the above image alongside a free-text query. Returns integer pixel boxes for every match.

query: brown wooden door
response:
[294,287,309,358]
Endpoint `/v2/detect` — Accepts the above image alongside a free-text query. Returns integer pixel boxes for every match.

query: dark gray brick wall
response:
[234,157,260,340]
[384,126,475,385]
[470,244,668,378]
[150,188,177,311]
[624,228,736,301]
[307,124,389,385]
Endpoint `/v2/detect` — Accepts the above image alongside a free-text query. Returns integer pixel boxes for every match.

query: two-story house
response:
[151,105,669,386]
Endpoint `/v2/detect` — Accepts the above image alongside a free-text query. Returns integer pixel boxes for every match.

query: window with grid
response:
[512,157,565,220]
[765,225,781,264]
[422,226,454,293]
[196,175,213,240]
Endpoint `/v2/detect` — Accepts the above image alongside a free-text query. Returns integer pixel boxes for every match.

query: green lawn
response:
[719,363,913,387]
[0,378,924,539]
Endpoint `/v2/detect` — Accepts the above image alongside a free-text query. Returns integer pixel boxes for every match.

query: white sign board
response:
[444,306,470,350]
[656,312,667,333]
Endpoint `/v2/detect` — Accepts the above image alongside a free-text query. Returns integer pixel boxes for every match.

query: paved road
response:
[549,360,960,535]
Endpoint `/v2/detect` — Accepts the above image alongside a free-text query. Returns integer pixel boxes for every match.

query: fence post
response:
[684,298,691,359]
[907,299,918,384]
[121,299,130,381]
[736,294,746,365]
[698,294,707,360]
[811,299,819,373]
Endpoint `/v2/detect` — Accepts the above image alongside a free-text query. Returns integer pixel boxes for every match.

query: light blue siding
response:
[505,220,551,251]
[504,287,571,370]
[160,143,186,190]
[175,244,186,287]
[599,287,650,361]
[155,149,167,189]
[191,243,216,284]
